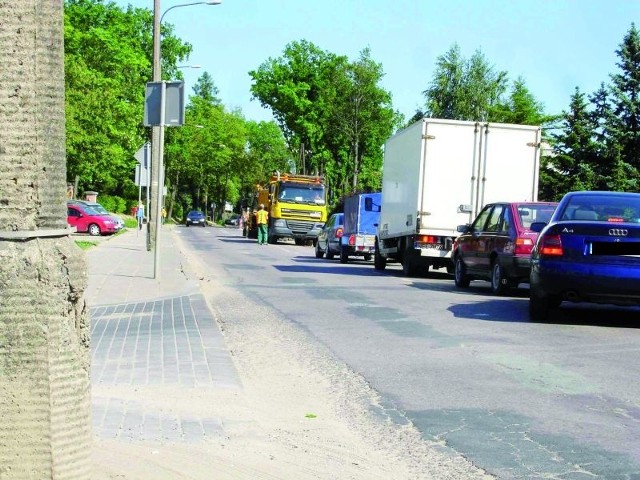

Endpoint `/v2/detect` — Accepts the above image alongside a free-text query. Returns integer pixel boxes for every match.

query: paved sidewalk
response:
[84,226,241,444]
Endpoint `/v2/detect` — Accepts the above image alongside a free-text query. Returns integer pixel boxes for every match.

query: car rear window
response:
[517,205,556,229]
[559,195,640,223]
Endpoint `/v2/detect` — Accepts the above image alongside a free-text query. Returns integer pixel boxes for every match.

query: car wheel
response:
[491,261,510,295]
[529,287,562,321]
[315,241,324,259]
[202,223,206,227]
[374,242,386,271]
[88,223,101,236]
[454,256,471,288]
[326,247,335,260]
[339,247,349,264]
[363,253,372,261]
[186,223,190,227]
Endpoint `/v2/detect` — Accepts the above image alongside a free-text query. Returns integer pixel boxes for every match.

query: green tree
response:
[249,40,340,175]
[423,44,508,121]
[491,77,556,126]
[326,48,400,193]
[540,88,599,200]
[250,41,399,203]
[609,23,640,171]
[64,0,191,198]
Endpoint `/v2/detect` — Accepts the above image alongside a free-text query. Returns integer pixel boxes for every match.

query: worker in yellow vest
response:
[255,203,269,245]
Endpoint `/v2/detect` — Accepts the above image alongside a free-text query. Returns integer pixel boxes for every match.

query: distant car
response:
[67,203,118,236]
[529,191,640,320]
[452,201,558,294]
[68,200,124,231]
[224,214,241,226]
[315,213,344,260]
[186,210,206,227]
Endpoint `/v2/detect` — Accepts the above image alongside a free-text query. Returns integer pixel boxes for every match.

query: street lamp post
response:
[150,0,221,280]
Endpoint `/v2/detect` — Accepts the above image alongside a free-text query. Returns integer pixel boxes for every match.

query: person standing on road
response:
[255,203,269,245]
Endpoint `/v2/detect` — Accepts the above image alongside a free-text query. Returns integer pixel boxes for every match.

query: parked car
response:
[68,200,124,231]
[452,201,558,294]
[529,191,640,320]
[224,214,241,226]
[186,210,206,227]
[67,203,119,236]
[315,213,344,260]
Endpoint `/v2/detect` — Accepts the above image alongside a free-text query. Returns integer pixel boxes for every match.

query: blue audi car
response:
[529,191,640,320]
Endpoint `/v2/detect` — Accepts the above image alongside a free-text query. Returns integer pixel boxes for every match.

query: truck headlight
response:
[274,219,286,227]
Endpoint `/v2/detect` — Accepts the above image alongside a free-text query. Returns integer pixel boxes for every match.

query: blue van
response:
[339,192,381,263]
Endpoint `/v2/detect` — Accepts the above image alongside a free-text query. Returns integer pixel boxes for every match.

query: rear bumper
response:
[502,255,532,280]
[531,260,640,305]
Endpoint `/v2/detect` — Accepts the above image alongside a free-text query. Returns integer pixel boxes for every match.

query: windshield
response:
[88,203,109,214]
[278,183,325,204]
[82,206,101,216]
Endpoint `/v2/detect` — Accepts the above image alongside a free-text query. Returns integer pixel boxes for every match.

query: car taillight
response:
[348,234,356,246]
[514,237,534,255]
[539,233,563,256]
[335,227,343,238]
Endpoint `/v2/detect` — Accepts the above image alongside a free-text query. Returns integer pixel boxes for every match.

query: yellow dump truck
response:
[247,172,328,245]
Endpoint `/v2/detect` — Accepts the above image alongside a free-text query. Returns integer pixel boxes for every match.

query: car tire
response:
[326,248,335,260]
[363,253,372,261]
[529,287,561,322]
[374,242,386,271]
[315,242,324,259]
[186,223,190,227]
[454,256,471,288]
[491,261,510,295]
[88,223,101,236]
[339,247,349,264]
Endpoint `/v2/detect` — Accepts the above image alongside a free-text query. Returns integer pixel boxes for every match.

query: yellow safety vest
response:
[256,210,268,225]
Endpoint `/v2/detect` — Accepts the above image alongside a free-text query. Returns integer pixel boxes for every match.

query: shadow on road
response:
[449,297,640,328]
[273,264,383,276]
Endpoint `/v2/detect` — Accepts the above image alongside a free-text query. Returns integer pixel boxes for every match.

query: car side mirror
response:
[530,222,546,233]
[457,224,471,233]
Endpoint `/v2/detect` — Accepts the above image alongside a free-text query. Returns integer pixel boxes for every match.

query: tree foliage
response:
[542,24,640,198]
[249,40,400,203]
[64,0,191,200]
[423,44,508,121]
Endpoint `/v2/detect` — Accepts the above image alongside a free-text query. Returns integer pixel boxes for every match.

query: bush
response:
[98,195,127,214]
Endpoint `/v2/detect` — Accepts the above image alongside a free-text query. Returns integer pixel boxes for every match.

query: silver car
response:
[315,213,344,259]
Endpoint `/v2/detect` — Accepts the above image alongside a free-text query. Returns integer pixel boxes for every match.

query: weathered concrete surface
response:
[0,1,92,478]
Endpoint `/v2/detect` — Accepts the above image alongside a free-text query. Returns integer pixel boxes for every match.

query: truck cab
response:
[246,173,328,245]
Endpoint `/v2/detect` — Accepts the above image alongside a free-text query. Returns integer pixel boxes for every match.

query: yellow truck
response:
[247,172,328,245]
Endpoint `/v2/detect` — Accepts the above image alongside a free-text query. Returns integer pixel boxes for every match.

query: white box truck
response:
[374,118,541,276]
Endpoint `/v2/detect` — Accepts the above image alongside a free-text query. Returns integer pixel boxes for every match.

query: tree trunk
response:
[0,1,92,478]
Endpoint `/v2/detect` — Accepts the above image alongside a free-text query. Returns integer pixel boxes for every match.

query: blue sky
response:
[115,0,639,123]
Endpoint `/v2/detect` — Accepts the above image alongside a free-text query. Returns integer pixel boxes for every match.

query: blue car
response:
[186,210,206,227]
[529,191,640,321]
